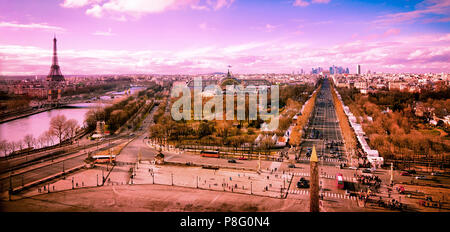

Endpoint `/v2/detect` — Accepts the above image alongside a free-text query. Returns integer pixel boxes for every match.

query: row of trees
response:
[339,87,450,119]
[0,91,31,114]
[85,96,144,133]
[289,85,321,148]
[0,114,80,157]
[62,81,130,98]
[279,84,316,108]
[331,84,357,154]
[337,86,450,169]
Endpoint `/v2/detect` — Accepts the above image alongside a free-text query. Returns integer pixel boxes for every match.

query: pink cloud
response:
[60,0,102,8]
[374,0,450,25]
[312,0,330,3]
[383,28,400,36]
[92,28,116,36]
[293,0,331,7]
[211,0,235,10]
[1,33,448,75]
[62,0,235,20]
[0,21,65,31]
[293,0,310,7]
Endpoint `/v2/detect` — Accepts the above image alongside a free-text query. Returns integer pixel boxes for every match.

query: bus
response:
[200,150,220,158]
[336,173,345,189]
[92,155,116,164]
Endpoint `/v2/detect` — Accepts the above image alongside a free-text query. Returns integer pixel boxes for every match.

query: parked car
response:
[297,178,310,188]
[228,159,237,163]
[349,166,358,170]
[288,164,295,168]
[415,175,426,180]
[400,171,410,176]
[362,169,372,173]
[431,172,442,176]
[407,170,416,174]
[305,148,312,157]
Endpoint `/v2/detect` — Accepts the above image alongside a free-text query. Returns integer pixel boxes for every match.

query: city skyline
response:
[0,0,449,75]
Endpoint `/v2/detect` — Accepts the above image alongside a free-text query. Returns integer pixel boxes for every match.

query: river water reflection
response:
[0,86,146,147]
[0,103,106,144]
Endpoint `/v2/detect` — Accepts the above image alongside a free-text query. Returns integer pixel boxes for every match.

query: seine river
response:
[0,86,146,146]
[0,103,104,144]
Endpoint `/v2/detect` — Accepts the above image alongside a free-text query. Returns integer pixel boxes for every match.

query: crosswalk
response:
[289,189,309,195]
[286,172,356,182]
[288,189,357,201]
[298,157,346,164]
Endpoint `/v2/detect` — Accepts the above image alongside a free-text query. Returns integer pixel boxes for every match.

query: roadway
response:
[0,138,126,192]
[0,101,158,193]
[106,103,161,184]
[300,78,346,163]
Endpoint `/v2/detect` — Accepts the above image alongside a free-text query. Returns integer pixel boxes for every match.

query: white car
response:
[415,175,426,180]
[349,167,358,170]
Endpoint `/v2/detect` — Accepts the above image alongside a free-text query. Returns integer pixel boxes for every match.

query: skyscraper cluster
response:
[311,67,324,74]
[310,66,350,74]
[329,65,349,75]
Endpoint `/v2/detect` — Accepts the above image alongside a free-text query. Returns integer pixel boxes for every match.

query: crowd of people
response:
[377,198,405,210]
[355,174,382,188]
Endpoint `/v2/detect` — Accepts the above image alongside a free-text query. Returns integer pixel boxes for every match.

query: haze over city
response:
[1,0,449,75]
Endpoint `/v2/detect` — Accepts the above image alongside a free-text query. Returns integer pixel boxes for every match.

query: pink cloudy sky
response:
[0,0,449,75]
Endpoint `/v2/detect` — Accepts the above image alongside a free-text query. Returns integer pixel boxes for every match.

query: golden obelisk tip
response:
[310,145,318,162]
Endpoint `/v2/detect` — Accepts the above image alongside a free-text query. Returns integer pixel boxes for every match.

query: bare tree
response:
[16,140,24,151]
[44,130,54,146]
[49,114,67,145]
[38,134,47,149]
[24,134,34,150]
[65,119,80,141]
[0,140,9,157]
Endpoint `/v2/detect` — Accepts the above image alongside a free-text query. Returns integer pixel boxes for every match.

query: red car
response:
[238,156,248,160]
[400,171,410,176]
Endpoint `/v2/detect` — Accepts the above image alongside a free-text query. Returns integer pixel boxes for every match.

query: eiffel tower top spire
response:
[47,36,65,82]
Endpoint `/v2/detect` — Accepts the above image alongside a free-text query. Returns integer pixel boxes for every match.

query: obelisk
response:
[310,145,320,212]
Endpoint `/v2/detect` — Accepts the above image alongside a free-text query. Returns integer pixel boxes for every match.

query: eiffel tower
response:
[47,36,64,102]
[47,36,65,83]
